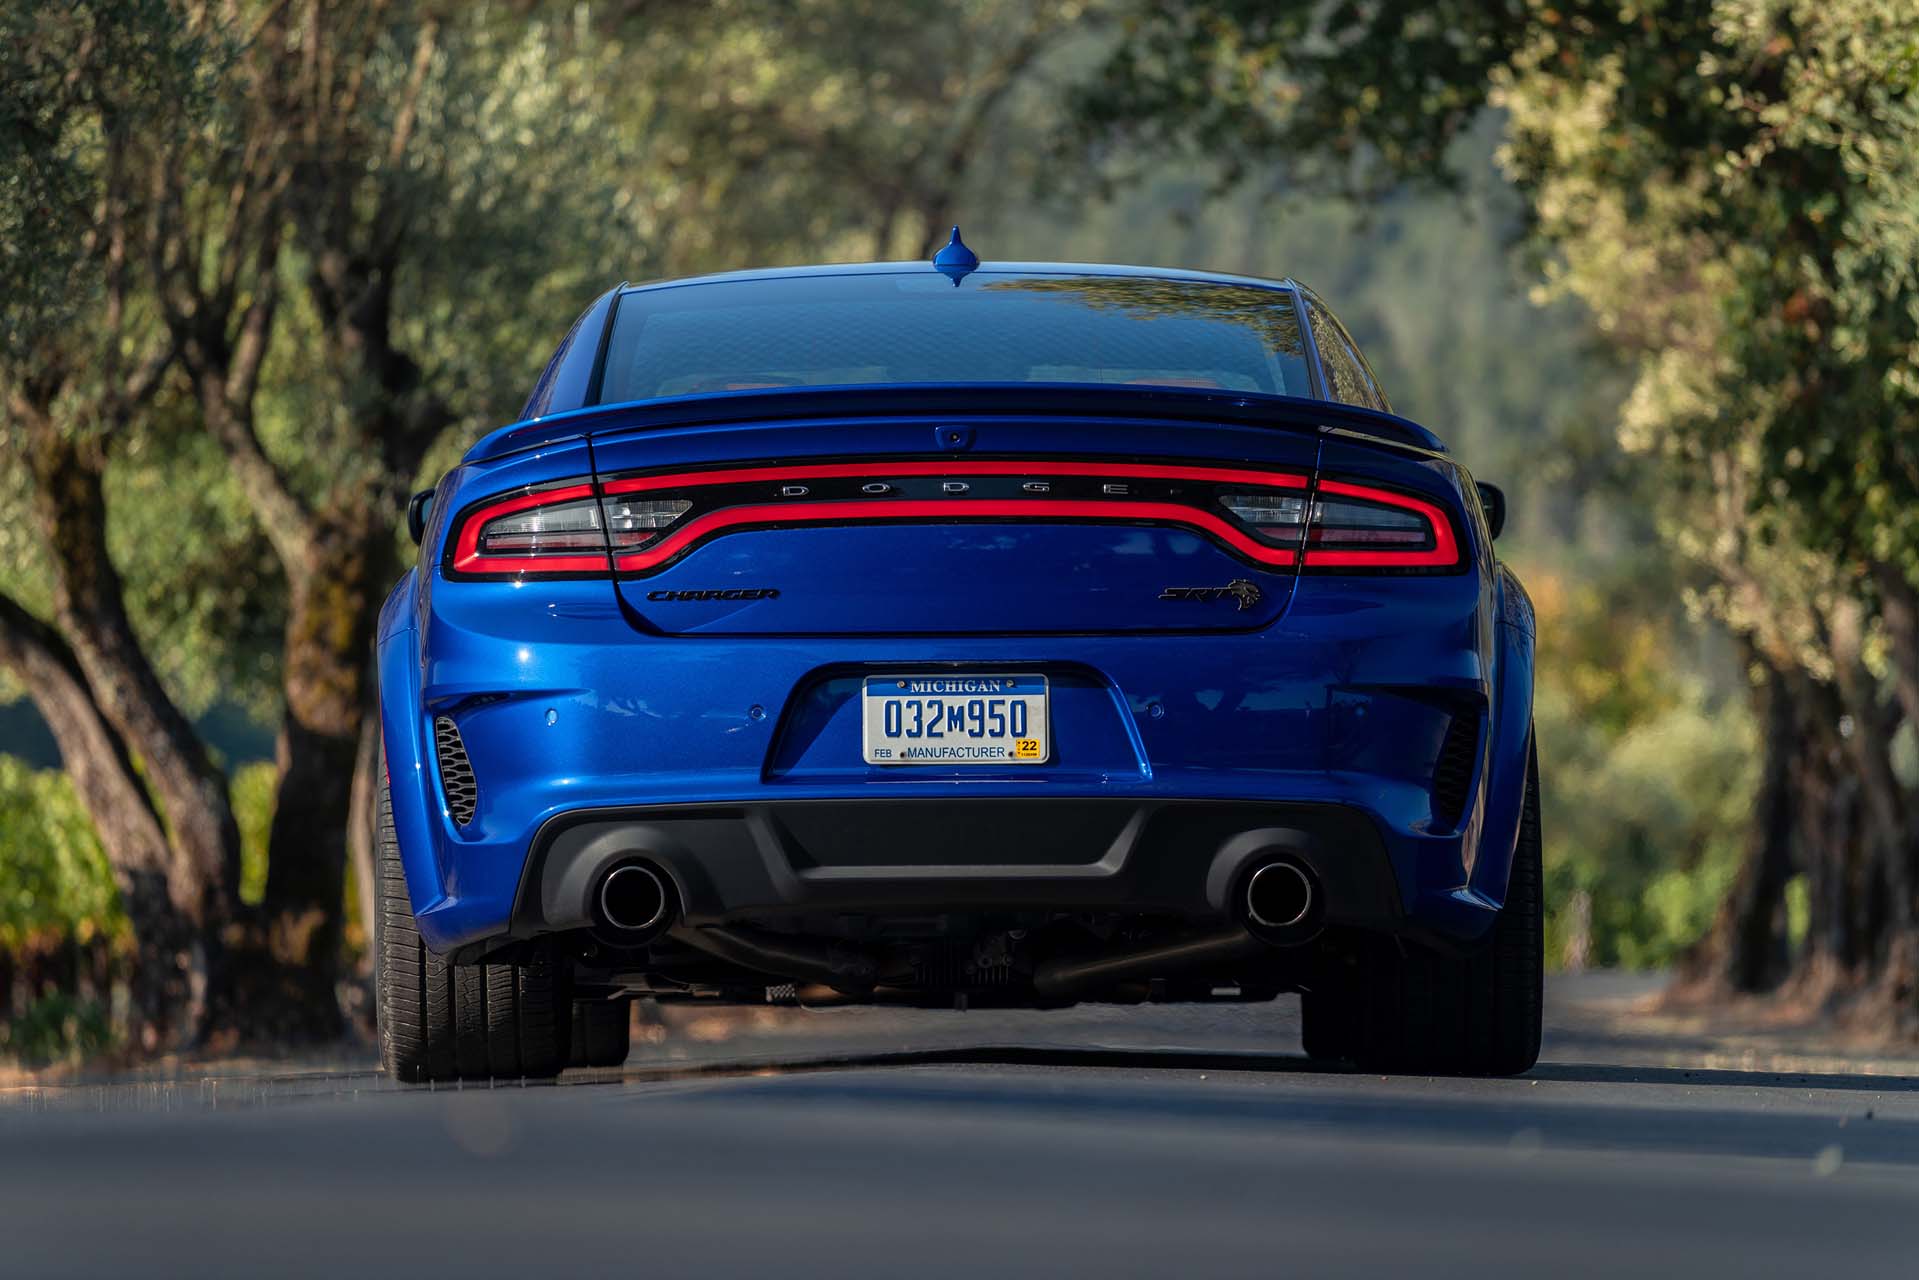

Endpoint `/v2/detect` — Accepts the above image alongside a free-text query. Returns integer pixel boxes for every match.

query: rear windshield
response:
[596,271,1315,403]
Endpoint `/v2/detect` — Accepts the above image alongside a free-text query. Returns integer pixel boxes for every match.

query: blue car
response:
[374,234,1542,1081]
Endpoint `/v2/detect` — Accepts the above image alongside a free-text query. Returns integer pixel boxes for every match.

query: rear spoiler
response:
[463,383,1446,464]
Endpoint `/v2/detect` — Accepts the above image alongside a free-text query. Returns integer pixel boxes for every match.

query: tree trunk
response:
[0,594,204,1050]
[1867,561,1919,1015]
[1790,683,1850,998]
[1828,601,1919,1004]
[1677,648,1796,993]
[1872,561,1919,736]
[18,419,242,930]
[244,519,385,1038]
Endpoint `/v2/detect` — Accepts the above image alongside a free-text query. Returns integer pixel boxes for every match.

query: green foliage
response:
[1068,0,1518,196]
[585,0,1099,272]
[104,418,288,722]
[0,0,201,357]
[0,751,126,1064]
[1529,568,1756,969]
[230,761,278,906]
[0,991,117,1067]
[0,756,124,951]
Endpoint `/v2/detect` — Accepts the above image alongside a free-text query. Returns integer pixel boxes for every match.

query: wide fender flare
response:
[376,575,450,925]
[1468,576,1536,908]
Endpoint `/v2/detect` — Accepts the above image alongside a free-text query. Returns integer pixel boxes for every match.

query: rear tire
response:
[1300,738,1544,1076]
[1298,986,1353,1063]
[375,770,571,1082]
[569,998,634,1068]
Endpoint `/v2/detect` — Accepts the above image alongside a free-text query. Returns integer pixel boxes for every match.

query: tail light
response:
[447,482,693,576]
[443,461,1456,580]
[602,497,694,550]
[1305,479,1459,570]
[1218,493,1309,547]
[1218,478,1460,571]
[447,482,608,576]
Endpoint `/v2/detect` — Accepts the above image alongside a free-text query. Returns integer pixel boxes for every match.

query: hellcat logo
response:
[1158,579,1262,611]
[646,588,780,601]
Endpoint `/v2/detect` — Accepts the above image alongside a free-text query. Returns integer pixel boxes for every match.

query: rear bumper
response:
[380,564,1525,959]
[497,797,1401,954]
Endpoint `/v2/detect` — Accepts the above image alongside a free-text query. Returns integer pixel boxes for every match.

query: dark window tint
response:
[1305,302,1379,410]
[597,272,1315,403]
[1328,309,1391,413]
[522,304,592,419]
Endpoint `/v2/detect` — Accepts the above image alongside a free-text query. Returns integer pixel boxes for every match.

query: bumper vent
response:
[433,715,478,826]
[1430,713,1479,831]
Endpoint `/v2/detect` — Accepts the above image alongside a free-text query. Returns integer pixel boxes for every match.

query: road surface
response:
[4,974,1916,1277]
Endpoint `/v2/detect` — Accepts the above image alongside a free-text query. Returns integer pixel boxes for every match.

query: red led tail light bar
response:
[444,458,1462,579]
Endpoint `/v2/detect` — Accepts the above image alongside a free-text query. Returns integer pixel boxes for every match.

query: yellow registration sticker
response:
[1014,738,1042,759]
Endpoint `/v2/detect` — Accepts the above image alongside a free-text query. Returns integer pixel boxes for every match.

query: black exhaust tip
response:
[596,863,672,939]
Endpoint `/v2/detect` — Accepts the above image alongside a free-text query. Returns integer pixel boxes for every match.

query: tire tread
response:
[374,755,571,1083]
[1301,737,1544,1076]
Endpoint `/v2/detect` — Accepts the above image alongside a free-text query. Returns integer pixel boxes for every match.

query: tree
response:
[1078,0,1919,1019]
[575,0,1100,272]
[0,0,243,1047]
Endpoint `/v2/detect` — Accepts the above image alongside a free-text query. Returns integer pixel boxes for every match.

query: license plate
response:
[862,674,1050,765]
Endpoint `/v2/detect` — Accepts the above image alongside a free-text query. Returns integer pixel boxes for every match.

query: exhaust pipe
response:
[1240,858,1322,944]
[1032,927,1265,1000]
[668,923,892,993]
[595,864,673,941]
[1245,861,1313,929]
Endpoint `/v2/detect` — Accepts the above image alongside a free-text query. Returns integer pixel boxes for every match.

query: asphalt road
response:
[4,974,1918,1278]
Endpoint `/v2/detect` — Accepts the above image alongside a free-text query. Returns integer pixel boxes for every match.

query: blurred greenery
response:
[12,0,1888,1062]
[1530,573,1755,969]
[0,991,118,1068]
[0,757,127,1064]
[1,120,1739,978]
[0,755,285,1061]
[231,762,277,907]
[0,756,125,952]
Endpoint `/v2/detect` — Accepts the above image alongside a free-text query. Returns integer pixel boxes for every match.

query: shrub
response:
[0,755,124,951]
[1527,571,1756,969]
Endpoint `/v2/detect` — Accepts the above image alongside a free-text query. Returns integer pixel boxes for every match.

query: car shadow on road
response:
[615,1043,1919,1094]
[622,1044,1919,1168]
[1526,1060,1919,1093]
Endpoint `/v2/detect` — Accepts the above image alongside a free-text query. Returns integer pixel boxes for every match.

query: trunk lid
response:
[589,413,1319,637]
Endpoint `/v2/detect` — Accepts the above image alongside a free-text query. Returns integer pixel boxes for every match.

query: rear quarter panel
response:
[1304,434,1523,935]
[379,438,604,916]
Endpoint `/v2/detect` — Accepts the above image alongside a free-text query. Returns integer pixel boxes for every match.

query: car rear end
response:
[376,263,1539,1077]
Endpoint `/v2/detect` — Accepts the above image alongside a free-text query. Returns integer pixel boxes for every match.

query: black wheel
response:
[1299,985,1353,1063]
[1300,737,1544,1076]
[375,771,571,1082]
[569,998,633,1068]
